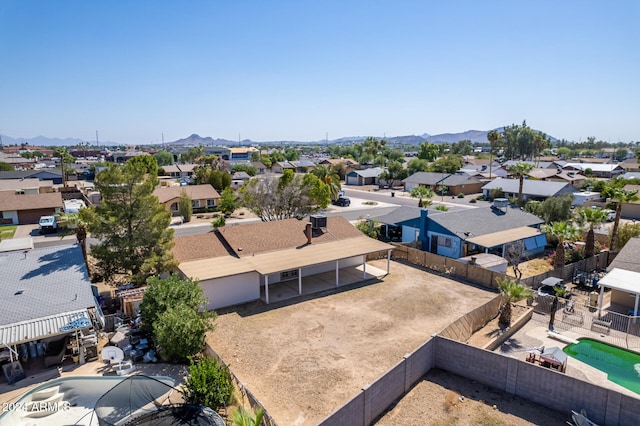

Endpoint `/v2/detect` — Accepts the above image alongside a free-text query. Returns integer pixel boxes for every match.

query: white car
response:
[38,216,58,234]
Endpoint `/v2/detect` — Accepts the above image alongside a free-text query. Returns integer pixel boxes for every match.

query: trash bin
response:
[589,291,599,307]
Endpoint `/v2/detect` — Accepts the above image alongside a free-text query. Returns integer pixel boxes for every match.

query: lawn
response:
[0,225,17,240]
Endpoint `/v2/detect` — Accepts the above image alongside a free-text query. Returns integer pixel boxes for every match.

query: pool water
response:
[563,338,640,395]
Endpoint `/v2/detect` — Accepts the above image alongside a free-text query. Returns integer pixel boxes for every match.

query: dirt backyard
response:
[206,260,568,425]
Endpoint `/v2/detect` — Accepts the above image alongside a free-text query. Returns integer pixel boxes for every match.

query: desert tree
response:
[497,277,533,326]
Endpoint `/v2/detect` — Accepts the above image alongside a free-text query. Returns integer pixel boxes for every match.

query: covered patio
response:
[597,268,640,317]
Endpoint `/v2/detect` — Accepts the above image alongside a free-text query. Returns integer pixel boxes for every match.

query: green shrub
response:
[457,193,465,198]
[476,195,486,201]
[212,216,226,228]
[469,198,477,203]
[435,205,449,211]
[182,356,234,410]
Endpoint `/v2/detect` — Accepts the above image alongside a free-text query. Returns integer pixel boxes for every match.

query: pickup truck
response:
[38,216,58,234]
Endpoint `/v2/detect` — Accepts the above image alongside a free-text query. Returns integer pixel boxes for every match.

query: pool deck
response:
[496,316,640,399]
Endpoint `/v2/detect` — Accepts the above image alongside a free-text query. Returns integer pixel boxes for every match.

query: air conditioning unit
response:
[310,214,327,229]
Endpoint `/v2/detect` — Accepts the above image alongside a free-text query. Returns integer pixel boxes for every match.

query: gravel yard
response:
[206,259,498,425]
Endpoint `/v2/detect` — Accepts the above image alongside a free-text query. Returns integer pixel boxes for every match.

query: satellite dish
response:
[101,346,124,363]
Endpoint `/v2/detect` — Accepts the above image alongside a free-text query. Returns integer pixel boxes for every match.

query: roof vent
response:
[310,215,327,230]
[14,290,24,296]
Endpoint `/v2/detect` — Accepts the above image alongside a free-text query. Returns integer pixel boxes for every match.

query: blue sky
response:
[1,1,638,144]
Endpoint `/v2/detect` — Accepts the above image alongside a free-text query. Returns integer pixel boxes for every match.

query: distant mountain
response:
[168,134,238,146]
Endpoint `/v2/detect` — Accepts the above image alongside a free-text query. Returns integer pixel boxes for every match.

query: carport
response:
[464,226,546,257]
[596,268,640,317]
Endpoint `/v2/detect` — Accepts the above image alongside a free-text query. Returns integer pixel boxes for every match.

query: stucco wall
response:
[201,272,260,310]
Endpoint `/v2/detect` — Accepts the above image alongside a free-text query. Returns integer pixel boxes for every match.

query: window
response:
[280,269,299,281]
[191,200,200,208]
[207,199,216,207]
[170,202,178,212]
[437,236,452,248]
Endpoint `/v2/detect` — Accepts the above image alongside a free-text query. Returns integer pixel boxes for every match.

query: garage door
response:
[18,209,57,224]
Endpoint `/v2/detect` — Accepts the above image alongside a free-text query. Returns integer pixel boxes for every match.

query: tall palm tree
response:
[508,162,535,206]
[311,165,341,200]
[543,221,581,269]
[609,188,640,250]
[496,277,533,325]
[487,129,501,181]
[575,207,609,257]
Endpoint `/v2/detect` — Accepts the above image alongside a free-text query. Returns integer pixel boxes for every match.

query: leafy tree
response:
[212,215,226,228]
[141,275,215,361]
[534,194,573,223]
[239,170,330,221]
[379,160,408,187]
[609,188,640,250]
[451,140,473,156]
[259,154,272,168]
[436,185,448,199]
[409,186,434,207]
[496,277,533,325]
[609,222,640,250]
[575,207,609,257]
[387,149,404,162]
[615,148,628,162]
[178,190,193,222]
[543,221,580,268]
[80,162,176,284]
[556,147,572,159]
[311,165,341,200]
[284,147,300,161]
[533,132,551,166]
[182,357,234,410]
[154,304,211,361]
[154,150,174,166]
[508,162,535,206]
[195,168,232,191]
[430,155,462,173]
[418,142,439,161]
[180,146,204,163]
[406,158,430,174]
[270,150,285,163]
[55,147,76,186]
[500,121,536,160]
[128,155,159,175]
[218,187,238,216]
[0,161,13,171]
[230,164,257,176]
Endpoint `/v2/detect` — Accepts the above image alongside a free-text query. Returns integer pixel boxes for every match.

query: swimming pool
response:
[563,338,640,395]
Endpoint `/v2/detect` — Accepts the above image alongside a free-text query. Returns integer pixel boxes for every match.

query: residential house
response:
[370,206,421,243]
[290,160,316,173]
[153,184,220,215]
[419,207,546,259]
[318,158,359,179]
[457,163,506,181]
[527,168,585,189]
[271,161,295,174]
[563,163,625,179]
[481,178,575,202]
[229,147,258,160]
[231,171,251,189]
[621,172,640,180]
[599,238,640,316]
[620,159,640,172]
[0,169,64,184]
[346,167,384,186]
[0,242,103,372]
[0,191,63,224]
[251,161,267,175]
[0,178,54,194]
[172,215,394,310]
[619,184,640,220]
[402,172,483,195]
[106,149,149,164]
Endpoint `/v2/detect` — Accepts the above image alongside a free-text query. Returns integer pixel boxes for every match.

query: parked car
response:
[332,197,351,207]
[38,216,58,234]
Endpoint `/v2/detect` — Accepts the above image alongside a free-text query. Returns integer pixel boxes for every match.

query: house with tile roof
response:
[419,206,546,259]
[402,172,483,195]
[172,215,394,310]
[0,191,63,224]
[153,184,220,215]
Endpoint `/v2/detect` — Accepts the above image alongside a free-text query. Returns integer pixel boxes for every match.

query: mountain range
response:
[0,129,557,148]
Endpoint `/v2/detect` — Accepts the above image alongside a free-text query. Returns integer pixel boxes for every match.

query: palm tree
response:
[487,129,501,180]
[609,188,640,250]
[575,207,609,257]
[508,162,535,206]
[543,221,581,269]
[409,186,434,207]
[496,277,533,325]
[311,165,341,200]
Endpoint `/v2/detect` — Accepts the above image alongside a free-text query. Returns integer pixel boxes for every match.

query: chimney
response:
[305,222,312,244]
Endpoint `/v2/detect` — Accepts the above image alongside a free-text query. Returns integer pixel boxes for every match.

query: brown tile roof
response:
[0,191,63,211]
[153,184,220,203]
[172,232,233,262]
[218,216,363,257]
